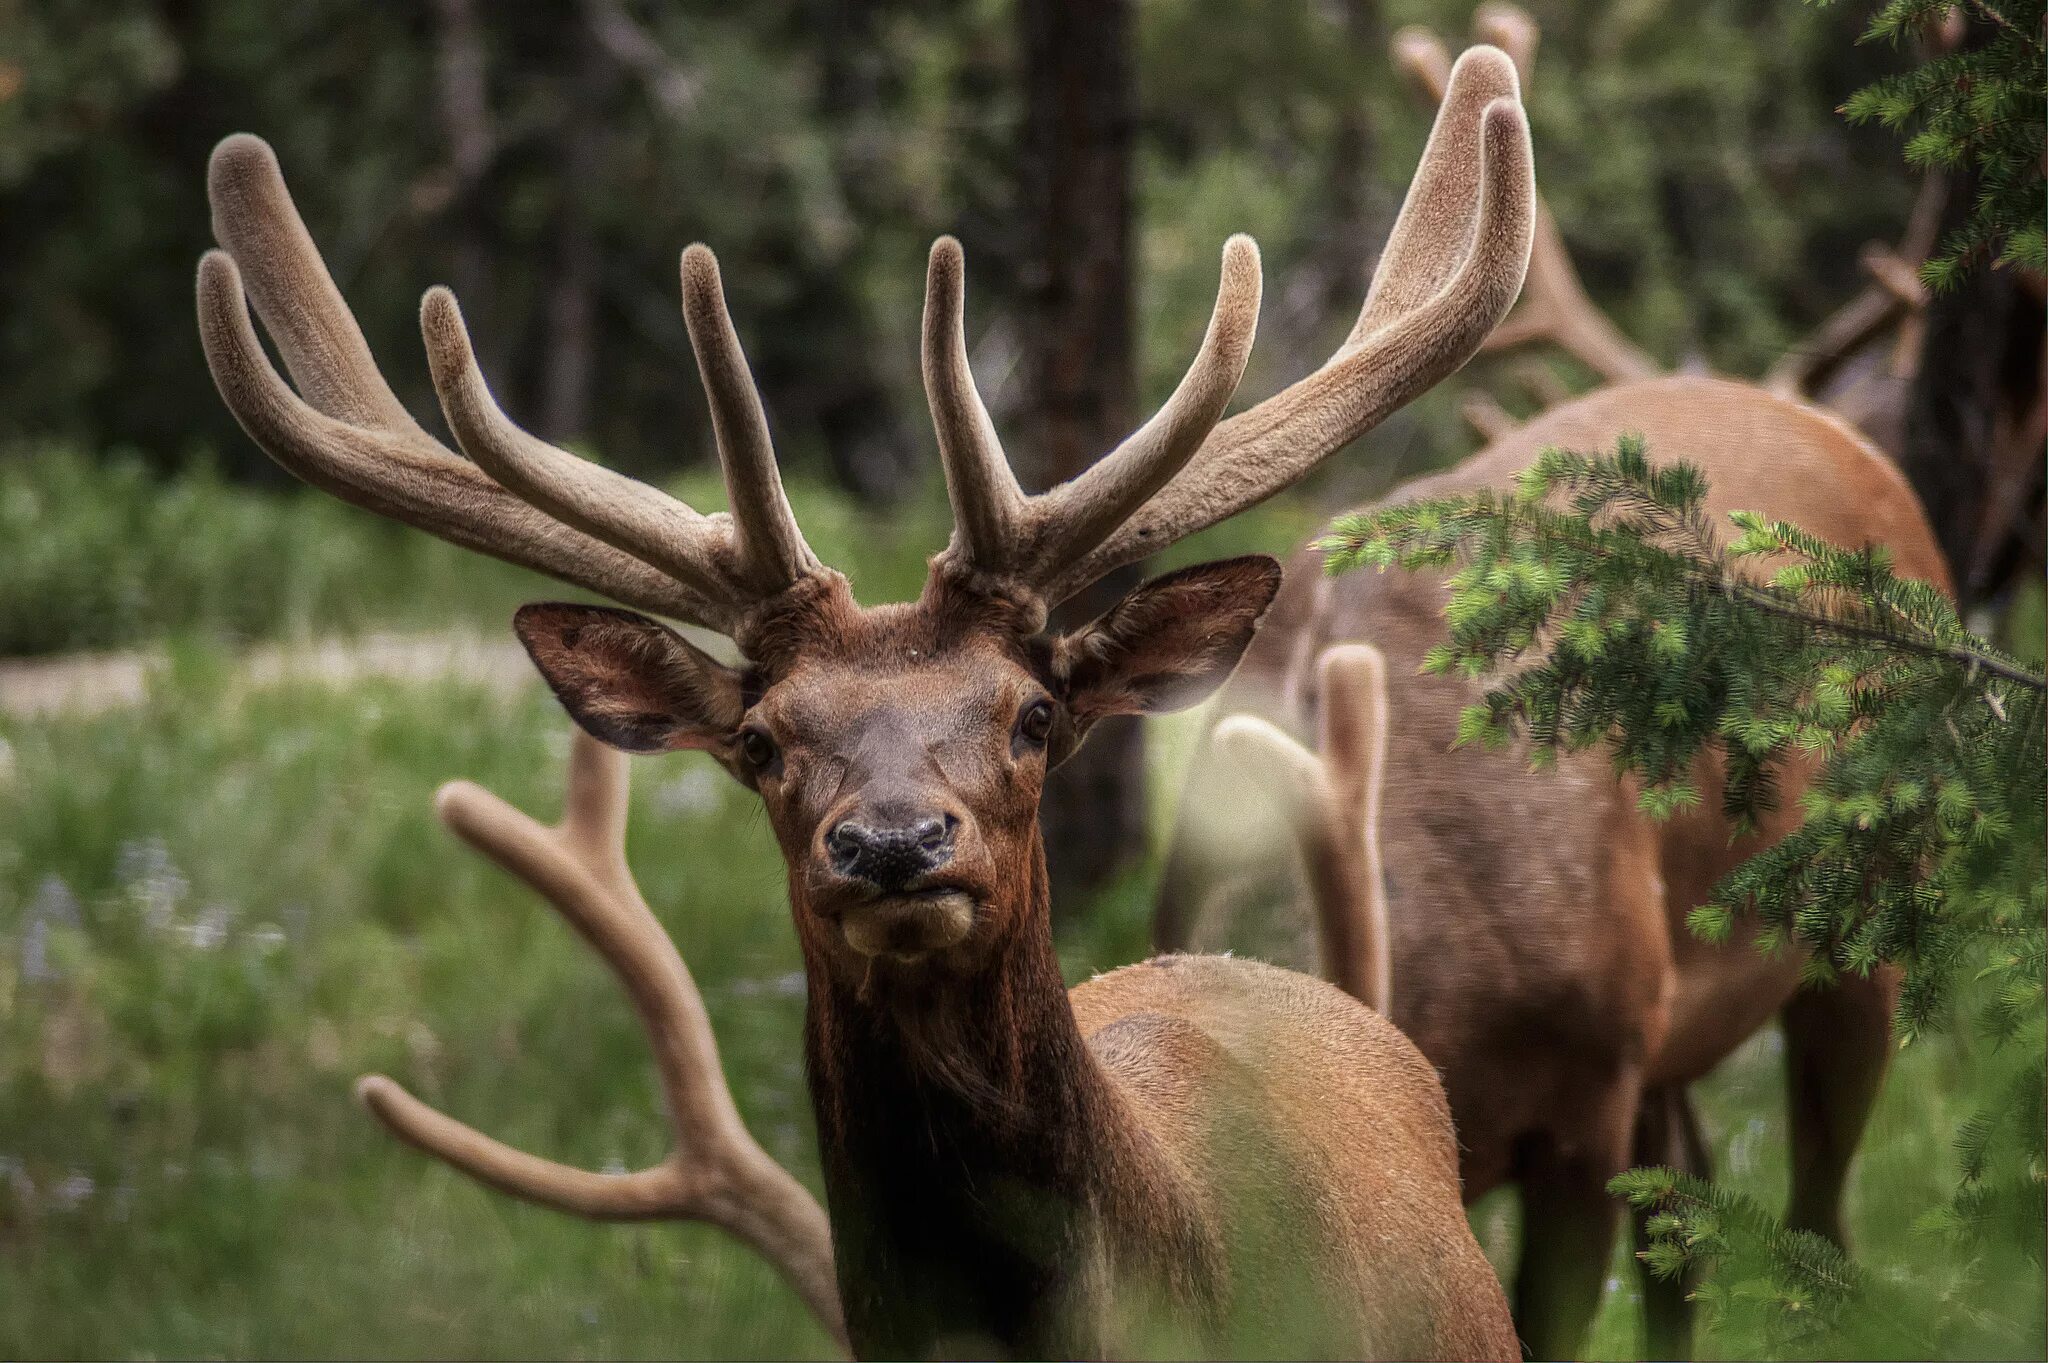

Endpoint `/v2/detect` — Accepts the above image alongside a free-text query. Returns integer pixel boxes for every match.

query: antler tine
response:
[419,288,744,618]
[1026,235,1262,580]
[1355,46,1527,340]
[1314,644,1392,1017]
[1479,209,1658,383]
[1460,390,1517,441]
[1765,239,1932,396]
[1510,355,1574,407]
[1212,645,1392,1013]
[680,245,822,592]
[925,235,1261,593]
[198,249,709,622]
[1392,11,1655,386]
[1046,49,1535,605]
[206,134,419,432]
[923,236,1027,572]
[1390,26,1454,103]
[356,731,846,1349]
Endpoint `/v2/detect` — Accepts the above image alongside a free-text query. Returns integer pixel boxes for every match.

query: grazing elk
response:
[195,43,1536,1361]
[1153,9,1955,1359]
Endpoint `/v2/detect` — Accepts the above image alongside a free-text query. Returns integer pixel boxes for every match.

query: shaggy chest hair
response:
[803,929,1212,1360]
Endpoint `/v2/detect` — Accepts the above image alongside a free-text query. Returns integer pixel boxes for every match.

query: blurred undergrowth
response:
[0,443,1323,659]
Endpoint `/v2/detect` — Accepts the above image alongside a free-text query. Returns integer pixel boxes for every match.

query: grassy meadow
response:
[1,451,2041,1358]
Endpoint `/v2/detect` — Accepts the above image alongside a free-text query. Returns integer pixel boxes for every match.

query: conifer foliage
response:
[1825,0,2048,285]
[1319,439,2045,1344]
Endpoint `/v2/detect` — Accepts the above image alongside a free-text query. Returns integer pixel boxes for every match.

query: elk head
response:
[196,48,1533,994]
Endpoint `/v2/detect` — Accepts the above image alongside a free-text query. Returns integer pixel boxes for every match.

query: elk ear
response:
[1052,556,1282,726]
[513,603,746,755]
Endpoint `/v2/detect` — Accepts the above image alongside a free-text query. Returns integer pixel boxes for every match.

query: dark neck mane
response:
[800,838,1200,1359]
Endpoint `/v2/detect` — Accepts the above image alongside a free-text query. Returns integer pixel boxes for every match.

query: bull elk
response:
[1154,9,1954,1360]
[195,43,1537,1361]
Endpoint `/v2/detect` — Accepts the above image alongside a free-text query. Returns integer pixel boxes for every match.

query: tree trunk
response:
[430,0,501,382]
[809,0,919,503]
[1016,0,1141,913]
[1900,180,2048,607]
[537,21,611,442]
[1319,0,1387,316]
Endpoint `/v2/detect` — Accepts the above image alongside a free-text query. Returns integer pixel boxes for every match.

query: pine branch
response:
[1720,581,2046,690]
[1818,0,2047,284]
[1323,436,2047,1345]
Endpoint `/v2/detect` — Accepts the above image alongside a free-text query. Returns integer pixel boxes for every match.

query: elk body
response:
[1157,15,1952,1359]
[195,45,1537,1361]
[1163,382,1950,1362]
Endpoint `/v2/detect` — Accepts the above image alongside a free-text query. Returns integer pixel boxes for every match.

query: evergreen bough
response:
[1319,437,2045,1344]
[1822,0,2048,284]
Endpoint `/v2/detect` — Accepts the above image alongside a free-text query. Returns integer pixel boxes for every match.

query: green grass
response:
[5,656,2040,1359]
[0,463,2038,1359]
[2,671,829,1357]
[0,446,530,657]
[1572,1028,2045,1360]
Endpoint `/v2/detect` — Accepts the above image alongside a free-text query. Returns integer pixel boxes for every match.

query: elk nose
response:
[826,815,955,890]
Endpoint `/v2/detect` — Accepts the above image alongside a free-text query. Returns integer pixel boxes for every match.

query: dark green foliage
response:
[0,1,1921,483]
[1823,0,2048,283]
[1320,438,2045,1347]
[0,441,1311,658]
[0,445,538,655]
[1610,1168,1867,1351]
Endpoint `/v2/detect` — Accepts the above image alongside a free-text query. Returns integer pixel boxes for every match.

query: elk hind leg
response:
[1782,969,1897,1246]
[1513,1130,1632,1361]
[1630,1084,1711,1360]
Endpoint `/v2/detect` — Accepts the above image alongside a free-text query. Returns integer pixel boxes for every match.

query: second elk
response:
[1157,7,1953,1360]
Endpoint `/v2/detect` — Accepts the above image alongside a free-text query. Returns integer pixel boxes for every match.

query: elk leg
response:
[1513,1138,1628,1361]
[1629,1085,1710,1360]
[1781,971,1897,1245]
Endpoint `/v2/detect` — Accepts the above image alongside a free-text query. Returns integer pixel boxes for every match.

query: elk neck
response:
[797,831,1209,1357]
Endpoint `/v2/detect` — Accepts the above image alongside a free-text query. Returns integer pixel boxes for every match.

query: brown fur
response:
[518,563,1515,1360]
[1158,376,1950,1356]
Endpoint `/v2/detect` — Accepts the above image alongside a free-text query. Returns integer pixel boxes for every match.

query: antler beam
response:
[355,731,847,1351]
[203,40,1535,632]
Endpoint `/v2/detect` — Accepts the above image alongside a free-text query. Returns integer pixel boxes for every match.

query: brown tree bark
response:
[429,0,501,382]
[1319,0,1388,317]
[1016,0,1143,913]
[537,20,613,442]
[1900,180,2048,607]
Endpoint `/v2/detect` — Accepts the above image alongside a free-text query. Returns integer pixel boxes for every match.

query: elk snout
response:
[826,813,957,890]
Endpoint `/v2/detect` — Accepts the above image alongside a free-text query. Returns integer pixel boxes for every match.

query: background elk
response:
[1151,8,1955,1358]
[1411,2,1941,462]
[1437,4,2039,618]
[193,42,1536,1360]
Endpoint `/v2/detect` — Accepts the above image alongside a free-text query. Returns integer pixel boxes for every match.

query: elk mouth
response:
[839,889,976,963]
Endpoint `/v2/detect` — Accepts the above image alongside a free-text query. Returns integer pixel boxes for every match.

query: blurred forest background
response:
[6,0,1974,495]
[0,0,2042,1358]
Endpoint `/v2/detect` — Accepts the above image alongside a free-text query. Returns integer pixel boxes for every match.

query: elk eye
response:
[739,728,778,770]
[1017,698,1055,748]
